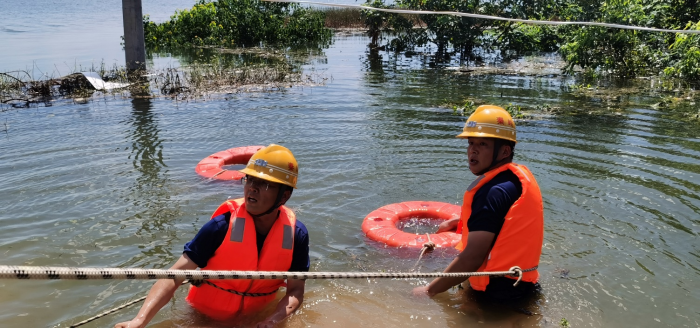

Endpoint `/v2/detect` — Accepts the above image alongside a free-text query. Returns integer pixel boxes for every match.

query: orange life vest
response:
[186,198,296,320]
[456,163,543,291]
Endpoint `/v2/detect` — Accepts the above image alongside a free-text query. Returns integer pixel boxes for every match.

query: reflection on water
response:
[118,96,182,267]
[0,33,698,328]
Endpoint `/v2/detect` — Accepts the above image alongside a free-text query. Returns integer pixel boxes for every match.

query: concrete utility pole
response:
[122,0,146,71]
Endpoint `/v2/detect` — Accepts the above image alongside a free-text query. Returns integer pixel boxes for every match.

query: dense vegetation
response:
[361,0,700,81]
[143,0,700,82]
[143,0,332,49]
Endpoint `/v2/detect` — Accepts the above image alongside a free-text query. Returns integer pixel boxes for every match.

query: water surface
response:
[1,3,700,328]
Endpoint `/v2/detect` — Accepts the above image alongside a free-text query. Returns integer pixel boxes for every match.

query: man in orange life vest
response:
[413,105,544,303]
[116,144,309,328]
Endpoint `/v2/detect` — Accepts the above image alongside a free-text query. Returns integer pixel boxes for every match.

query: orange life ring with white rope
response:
[195,146,264,180]
[362,201,461,248]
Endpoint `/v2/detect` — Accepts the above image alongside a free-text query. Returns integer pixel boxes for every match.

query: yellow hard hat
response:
[239,144,298,188]
[456,105,517,143]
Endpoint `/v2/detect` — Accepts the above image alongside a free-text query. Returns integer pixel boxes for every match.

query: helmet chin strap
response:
[475,139,506,176]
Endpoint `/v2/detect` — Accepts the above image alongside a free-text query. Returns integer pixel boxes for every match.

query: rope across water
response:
[0,265,532,281]
[4,264,535,327]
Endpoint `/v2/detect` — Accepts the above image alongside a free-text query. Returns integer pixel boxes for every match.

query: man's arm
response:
[436,217,460,233]
[114,254,199,328]
[413,231,495,297]
[256,279,306,328]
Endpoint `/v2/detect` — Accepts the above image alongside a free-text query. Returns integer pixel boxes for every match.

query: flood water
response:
[2,2,700,328]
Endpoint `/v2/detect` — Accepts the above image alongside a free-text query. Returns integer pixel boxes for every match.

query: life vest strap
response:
[193,280,279,297]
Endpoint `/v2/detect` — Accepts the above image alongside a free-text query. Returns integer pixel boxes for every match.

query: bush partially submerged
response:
[144,0,332,49]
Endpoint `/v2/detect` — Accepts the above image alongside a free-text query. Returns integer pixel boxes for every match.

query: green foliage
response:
[535,103,553,111]
[143,0,332,50]
[560,317,571,327]
[558,0,700,80]
[486,0,561,55]
[398,0,488,60]
[358,0,700,82]
[504,103,526,118]
[361,0,390,47]
[361,0,419,50]
[558,0,659,77]
[362,0,561,61]
[453,99,477,114]
[496,24,561,57]
[664,22,700,79]
[450,100,527,118]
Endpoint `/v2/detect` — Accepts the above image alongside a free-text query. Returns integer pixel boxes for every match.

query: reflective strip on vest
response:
[231,217,246,242]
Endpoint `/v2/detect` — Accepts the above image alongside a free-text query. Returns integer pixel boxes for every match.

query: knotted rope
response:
[412,234,436,271]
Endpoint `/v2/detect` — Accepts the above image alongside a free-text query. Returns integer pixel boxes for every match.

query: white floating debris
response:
[80,72,130,90]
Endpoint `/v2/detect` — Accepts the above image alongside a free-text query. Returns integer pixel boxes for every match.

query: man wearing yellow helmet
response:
[116,144,308,328]
[414,105,544,305]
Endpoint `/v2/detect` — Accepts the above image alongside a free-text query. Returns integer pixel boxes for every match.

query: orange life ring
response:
[362,201,461,248]
[195,146,264,180]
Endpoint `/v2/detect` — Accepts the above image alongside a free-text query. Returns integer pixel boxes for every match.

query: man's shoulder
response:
[294,220,308,238]
[479,170,521,192]
[212,211,232,224]
[473,170,522,204]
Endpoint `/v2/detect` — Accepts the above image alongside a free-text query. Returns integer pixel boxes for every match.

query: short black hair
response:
[281,184,294,196]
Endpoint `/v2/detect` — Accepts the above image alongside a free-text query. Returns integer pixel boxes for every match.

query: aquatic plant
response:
[505,103,525,119]
[560,317,570,327]
[452,99,477,115]
[0,52,328,110]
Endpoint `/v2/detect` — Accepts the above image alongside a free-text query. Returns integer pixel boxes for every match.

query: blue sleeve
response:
[289,220,310,272]
[183,213,230,268]
[467,171,522,234]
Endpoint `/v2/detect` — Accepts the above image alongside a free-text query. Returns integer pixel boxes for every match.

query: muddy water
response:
[2,9,700,328]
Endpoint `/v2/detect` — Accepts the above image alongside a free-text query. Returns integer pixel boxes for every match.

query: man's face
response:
[467,137,495,175]
[243,176,282,215]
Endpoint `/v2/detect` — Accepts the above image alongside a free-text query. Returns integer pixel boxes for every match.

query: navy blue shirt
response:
[467,170,523,237]
[184,212,310,272]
